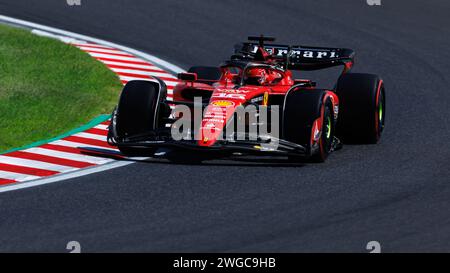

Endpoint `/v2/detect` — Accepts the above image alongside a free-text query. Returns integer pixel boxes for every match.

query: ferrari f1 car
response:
[107,36,385,162]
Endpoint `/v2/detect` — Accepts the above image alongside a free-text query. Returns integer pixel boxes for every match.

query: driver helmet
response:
[244,68,267,85]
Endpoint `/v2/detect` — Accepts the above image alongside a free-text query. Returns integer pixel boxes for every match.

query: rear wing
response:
[234,42,355,71]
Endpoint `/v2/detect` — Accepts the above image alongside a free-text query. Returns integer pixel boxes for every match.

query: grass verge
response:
[0,23,122,152]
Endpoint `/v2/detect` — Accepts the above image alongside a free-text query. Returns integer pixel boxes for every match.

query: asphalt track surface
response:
[1,0,449,252]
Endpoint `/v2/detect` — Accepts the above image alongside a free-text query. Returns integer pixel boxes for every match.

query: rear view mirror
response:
[177,72,197,81]
[231,75,240,84]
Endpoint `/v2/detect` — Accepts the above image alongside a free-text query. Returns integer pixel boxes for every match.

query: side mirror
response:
[177,72,197,81]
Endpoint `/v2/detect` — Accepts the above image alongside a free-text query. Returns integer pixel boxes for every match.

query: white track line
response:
[0,171,41,182]
[80,48,135,56]
[0,161,134,193]
[0,156,76,173]
[71,43,114,50]
[77,47,132,55]
[25,147,112,164]
[118,76,178,86]
[94,124,109,130]
[111,68,176,78]
[101,60,164,71]
[74,132,108,141]
[118,74,151,80]
[52,140,118,151]
[87,52,148,63]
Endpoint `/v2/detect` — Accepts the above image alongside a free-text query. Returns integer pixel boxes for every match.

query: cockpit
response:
[220,64,286,86]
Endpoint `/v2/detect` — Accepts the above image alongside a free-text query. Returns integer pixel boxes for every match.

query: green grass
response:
[0,24,122,152]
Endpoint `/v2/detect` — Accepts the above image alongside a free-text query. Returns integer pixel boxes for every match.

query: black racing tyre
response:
[335,73,385,144]
[283,89,335,162]
[115,80,164,156]
[188,66,221,85]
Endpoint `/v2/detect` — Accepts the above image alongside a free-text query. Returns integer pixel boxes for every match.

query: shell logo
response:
[211,100,234,107]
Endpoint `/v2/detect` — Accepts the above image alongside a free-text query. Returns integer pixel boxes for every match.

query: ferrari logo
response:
[263,92,269,106]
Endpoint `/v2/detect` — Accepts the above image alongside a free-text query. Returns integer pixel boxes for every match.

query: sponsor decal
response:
[171,103,280,149]
[204,113,225,118]
[211,100,235,107]
[249,92,269,105]
[288,50,338,59]
[334,105,339,119]
[250,96,263,103]
[201,123,218,133]
[312,119,321,141]
[202,118,225,123]
[212,93,246,100]
[250,45,339,59]
[216,88,250,94]
[263,92,269,106]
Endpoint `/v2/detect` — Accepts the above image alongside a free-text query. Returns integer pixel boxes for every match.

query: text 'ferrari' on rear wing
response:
[234,42,355,71]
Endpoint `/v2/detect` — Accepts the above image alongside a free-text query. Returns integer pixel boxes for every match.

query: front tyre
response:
[283,89,335,162]
[110,80,166,156]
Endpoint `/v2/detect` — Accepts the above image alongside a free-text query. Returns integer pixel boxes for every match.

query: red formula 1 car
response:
[107,36,385,162]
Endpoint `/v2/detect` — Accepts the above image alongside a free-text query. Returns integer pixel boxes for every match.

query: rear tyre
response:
[113,80,165,156]
[335,73,385,144]
[283,89,334,162]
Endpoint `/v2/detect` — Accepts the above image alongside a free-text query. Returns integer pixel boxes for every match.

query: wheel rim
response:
[313,102,333,162]
[378,98,383,125]
[325,116,332,139]
[378,89,385,134]
[322,106,333,154]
